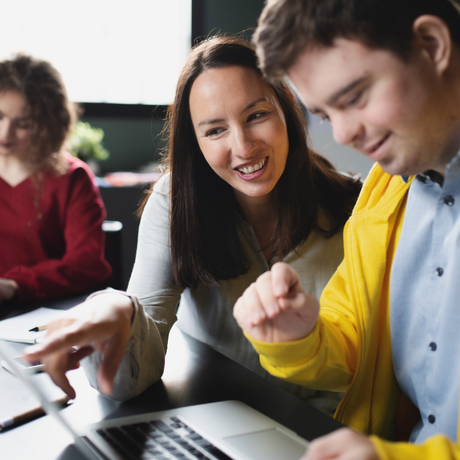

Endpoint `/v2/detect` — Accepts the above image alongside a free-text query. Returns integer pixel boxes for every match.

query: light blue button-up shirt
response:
[391,151,460,443]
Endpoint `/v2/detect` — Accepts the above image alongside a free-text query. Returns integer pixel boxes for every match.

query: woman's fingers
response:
[23,294,135,398]
[25,320,120,396]
[25,295,132,362]
[44,346,92,398]
[25,322,95,363]
[67,346,94,368]
[0,278,18,302]
[42,350,79,400]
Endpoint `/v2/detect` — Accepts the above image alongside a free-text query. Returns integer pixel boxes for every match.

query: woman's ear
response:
[413,15,452,75]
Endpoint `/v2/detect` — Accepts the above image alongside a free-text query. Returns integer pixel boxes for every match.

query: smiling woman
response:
[189,65,290,260]
[190,66,289,212]
[23,37,361,417]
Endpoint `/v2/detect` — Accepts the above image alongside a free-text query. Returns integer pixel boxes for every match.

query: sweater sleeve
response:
[83,177,182,401]
[4,162,111,301]
[246,236,359,392]
[372,434,460,459]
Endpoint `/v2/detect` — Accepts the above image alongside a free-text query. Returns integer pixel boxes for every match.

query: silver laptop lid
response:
[0,340,103,458]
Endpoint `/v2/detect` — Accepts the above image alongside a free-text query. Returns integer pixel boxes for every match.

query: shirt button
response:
[436,267,444,276]
[428,414,436,424]
[429,342,437,351]
[444,195,455,206]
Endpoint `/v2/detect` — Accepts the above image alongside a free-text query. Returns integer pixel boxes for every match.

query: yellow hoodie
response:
[248,164,460,458]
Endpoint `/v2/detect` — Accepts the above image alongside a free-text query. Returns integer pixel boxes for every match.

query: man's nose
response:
[331,113,363,148]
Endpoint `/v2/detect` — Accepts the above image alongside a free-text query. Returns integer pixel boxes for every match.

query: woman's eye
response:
[247,111,267,122]
[206,127,223,137]
[320,115,330,124]
[16,120,32,129]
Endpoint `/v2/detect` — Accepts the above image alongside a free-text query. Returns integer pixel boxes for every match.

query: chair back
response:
[102,220,124,290]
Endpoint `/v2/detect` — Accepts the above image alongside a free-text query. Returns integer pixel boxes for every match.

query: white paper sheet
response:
[0,308,65,344]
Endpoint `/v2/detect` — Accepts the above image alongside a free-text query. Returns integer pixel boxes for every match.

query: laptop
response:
[0,341,310,460]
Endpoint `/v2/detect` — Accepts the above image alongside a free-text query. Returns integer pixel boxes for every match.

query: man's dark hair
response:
[254,0,460,81]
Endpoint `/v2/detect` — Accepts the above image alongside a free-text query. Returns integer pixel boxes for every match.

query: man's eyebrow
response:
[326,76,367,106]
[196,98,268,129]
[308,76,368,114]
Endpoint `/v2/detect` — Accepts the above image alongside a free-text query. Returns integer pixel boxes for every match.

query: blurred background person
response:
[0,54,111,305]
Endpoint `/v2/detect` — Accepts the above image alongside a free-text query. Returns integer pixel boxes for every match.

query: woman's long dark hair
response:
[157,36,361,289]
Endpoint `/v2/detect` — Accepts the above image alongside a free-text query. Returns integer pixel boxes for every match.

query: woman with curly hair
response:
[0,54,111,305]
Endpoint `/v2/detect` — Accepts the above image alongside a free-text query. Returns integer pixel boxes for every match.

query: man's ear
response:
[413,15,452,75]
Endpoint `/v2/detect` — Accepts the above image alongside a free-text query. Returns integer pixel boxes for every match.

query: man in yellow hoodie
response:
[233,0,460,458]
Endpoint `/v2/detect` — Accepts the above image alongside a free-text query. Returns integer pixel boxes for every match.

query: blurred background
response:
[1,0,373,179]
[1,0,374,288]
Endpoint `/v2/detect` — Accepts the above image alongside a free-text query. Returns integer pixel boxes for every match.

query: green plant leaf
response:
[69,121,110,161]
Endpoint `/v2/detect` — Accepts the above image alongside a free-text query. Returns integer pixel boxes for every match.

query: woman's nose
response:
[0,120,13,140]
[232,128,257,157]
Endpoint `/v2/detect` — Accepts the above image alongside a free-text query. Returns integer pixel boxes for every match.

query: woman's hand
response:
[0,278,18,303]
[23,293,134,399]
[301,428,380,460]
[233,262,320,342]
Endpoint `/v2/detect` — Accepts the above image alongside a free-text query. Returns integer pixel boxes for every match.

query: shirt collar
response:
[401,149,460,186]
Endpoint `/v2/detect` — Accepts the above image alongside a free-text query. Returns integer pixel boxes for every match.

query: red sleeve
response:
[4,157,112,301]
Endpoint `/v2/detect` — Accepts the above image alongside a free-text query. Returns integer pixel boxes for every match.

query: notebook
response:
[0,307,64,344]
[0,340,310,460]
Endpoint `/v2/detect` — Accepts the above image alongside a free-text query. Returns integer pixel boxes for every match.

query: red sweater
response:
[0,154,112,302]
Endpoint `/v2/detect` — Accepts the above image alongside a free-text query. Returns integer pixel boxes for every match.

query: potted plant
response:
[68,121,109,174]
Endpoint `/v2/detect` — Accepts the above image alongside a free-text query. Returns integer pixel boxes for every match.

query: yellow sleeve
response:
[244,166,405,394]
[246,256,359,392]
[372,435,460,459]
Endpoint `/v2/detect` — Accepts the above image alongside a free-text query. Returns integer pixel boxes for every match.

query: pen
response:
[28,324,47,332]
[0,395,71,431]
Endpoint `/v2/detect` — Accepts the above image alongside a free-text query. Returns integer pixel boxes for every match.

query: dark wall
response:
[80,116,164,175]
[196,0,265,40]
[82,0,265,175]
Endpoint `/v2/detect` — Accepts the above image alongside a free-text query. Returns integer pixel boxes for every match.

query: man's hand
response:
[301,428,379,460]
[23,293,134,399]
[0,278,18,303]
[233,262,320,342]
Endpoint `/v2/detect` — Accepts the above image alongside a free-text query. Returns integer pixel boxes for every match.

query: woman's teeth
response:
[238,158,266,175]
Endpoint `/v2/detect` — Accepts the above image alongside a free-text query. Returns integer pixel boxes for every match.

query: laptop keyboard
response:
[95,416,233,460]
